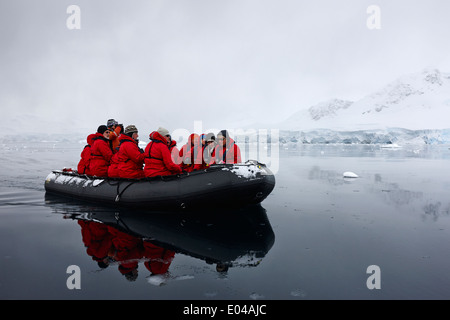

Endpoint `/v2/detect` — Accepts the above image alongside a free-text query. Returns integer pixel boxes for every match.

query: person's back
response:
[116,125,145,179]
[107,145,122,178]
[144,127,182,177]
[77,133,96,175]
[89,125,113,177]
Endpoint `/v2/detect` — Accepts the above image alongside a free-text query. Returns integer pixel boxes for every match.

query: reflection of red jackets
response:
[214,138,241,164]
[144,132,182,177]
[77,133,96,175]
[116,135,145,179]
[108,226,144,274]
[78,220,113,262]
[143,241,175,275]
[179,134,203,172]
[89,133,113,177]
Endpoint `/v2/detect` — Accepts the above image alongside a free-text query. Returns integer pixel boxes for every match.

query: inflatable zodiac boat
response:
[44,160,275,210]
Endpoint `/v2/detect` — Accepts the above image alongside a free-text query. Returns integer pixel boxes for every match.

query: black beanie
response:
[97,125,108,134]
[217,130,228,138]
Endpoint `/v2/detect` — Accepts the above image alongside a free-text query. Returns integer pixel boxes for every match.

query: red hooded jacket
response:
[77,133,96,175]
[89,133,113,177]
[199,144,216,169]
[144,131,182,177]
[214,138,242,164]
[116,134,145,179]
[108,125,122,153]
[169,139,181,164]
[107,152,120,178]
[179,134,203,172]
[108,135,128,178]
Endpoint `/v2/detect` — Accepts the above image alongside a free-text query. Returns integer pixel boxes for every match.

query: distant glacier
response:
[277,128,450,146]
[247,68,450,146]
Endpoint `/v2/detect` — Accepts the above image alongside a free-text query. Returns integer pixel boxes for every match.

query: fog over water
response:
[2,1,450,134]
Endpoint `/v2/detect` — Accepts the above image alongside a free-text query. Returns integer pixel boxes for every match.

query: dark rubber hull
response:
[44,161,275,210]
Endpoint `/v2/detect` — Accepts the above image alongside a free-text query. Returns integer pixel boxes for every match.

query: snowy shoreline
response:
[277,128,450,146]
[2,127,450,147]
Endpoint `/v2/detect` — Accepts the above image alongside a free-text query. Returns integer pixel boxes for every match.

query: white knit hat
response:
[157,127,170,137]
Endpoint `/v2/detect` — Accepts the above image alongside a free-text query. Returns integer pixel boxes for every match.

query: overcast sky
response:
[2,0,450,135]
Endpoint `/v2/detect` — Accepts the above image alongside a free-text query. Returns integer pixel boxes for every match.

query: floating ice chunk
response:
[147,274,194,286]
[381,143,402,149]
[343,171,359,178]
[173,275,195,281]
[147,274,167,286]
[249,292,265,300]
[290,289,307,298]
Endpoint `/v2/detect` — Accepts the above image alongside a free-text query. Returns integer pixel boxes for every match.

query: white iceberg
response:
[343,171,359,178]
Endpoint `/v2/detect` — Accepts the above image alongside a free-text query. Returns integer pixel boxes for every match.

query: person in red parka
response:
[107,137,123,178]
[107,118,123,154]
[77,133,97,175]
[89,125,113,177]
[199,132,216,169]
[168,136,181,165]
[116,125,146,179]
[144,127,182,177]
[214,130,242,164]
[179,133,203,172]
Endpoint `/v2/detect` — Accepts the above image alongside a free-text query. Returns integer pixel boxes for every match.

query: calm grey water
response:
[1,137,450,300]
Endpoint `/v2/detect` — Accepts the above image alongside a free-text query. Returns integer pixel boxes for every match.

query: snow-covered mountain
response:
[280,68,450,131]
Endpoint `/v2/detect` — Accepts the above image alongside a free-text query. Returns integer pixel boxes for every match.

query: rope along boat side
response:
[44,160,276,210]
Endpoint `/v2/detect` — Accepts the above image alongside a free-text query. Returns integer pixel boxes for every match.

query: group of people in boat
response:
[77,119,242,179]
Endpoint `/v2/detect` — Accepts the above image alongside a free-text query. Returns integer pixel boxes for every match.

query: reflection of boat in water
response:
[44,161,275,210]
[45,194,275,275]
[76,218,173,281]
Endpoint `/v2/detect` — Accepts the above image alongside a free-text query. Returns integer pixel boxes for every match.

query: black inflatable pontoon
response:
[44,160,275,210]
